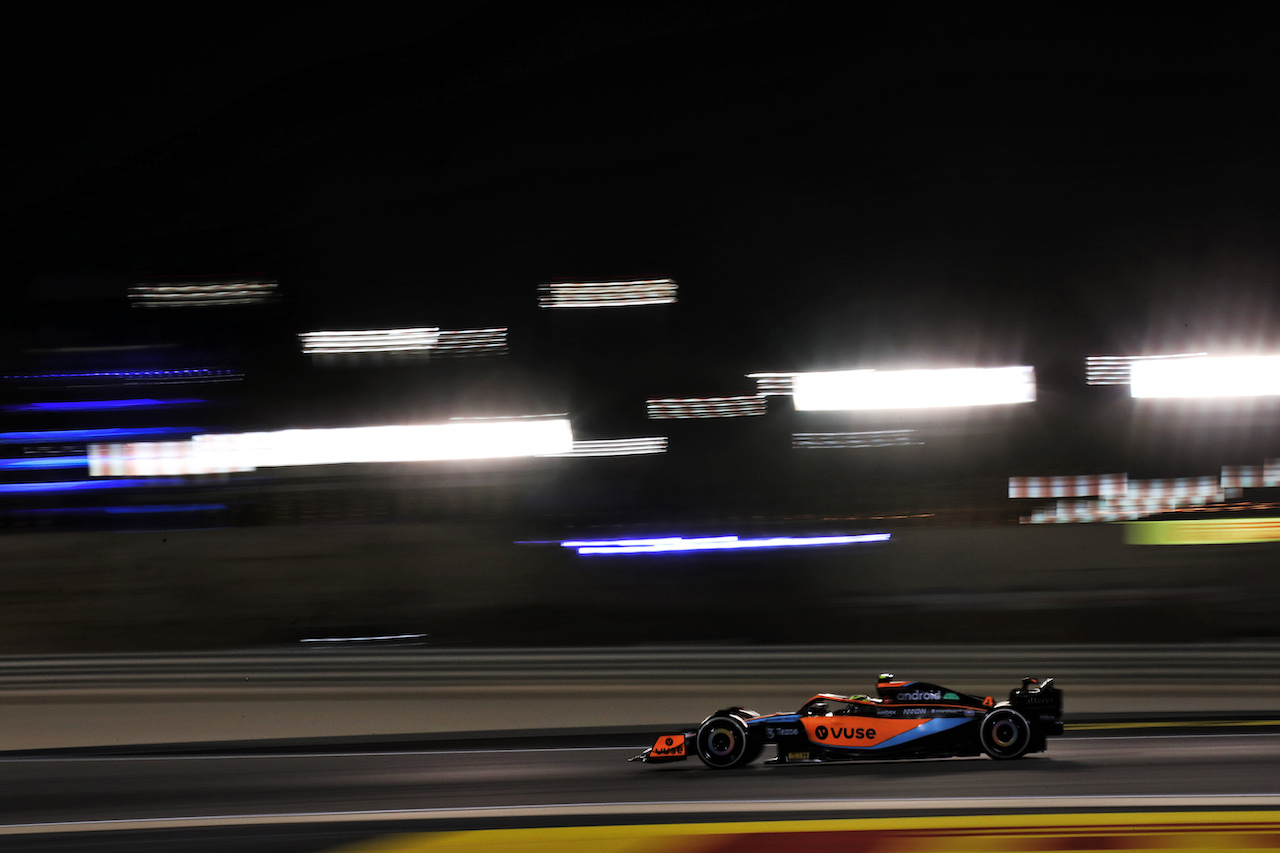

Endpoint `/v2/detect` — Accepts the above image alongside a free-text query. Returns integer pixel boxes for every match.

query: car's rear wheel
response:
[980,707,1032,759]
[696,713,756,768]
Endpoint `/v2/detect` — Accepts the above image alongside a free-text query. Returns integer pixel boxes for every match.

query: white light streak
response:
[434,328,508,357]
[539,437,667,457]
[646,395,767,419]
[564,533,891,555]
[1085,353,1208,386]
[538,279,677,309]
[791,366,1036,411]
[300,328,440,355]
[91,419,572,475]
[89,441,252,476]
[747,373,796,396]
[1130,355,1280,398]
[792,430,922,449]
[129,278,277,308]
[300,633,428,644]
[299,327,507,360]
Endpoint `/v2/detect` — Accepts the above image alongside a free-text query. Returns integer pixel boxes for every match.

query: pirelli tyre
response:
[695,713,760,769]
[979,707,1033,759]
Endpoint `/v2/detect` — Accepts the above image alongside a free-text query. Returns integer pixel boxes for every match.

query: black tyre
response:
[980,707,1033,759]
[695,714,755,769]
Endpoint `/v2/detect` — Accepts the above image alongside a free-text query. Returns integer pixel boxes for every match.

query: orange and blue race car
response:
[631,674,1063,768]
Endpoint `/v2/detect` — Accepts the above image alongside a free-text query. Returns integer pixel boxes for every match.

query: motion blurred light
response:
[539,437,667,457]
[747,373,797,396]
[0,426,202,444]
[300,328,440,354]
[1130,355,1280,398]
[0,455,87,470]
[538,279,677,308]
[2,368,241,383]
[6,398,204,412]
[646,395,767,419]
[129,278,277,308]
[300,327,507,359]
[1127,518,1280,545]
[792,430,921,449]
[434,328,508,357]
[792,366,1036,411]
[562,533,890,555]
[1085,353,1206,386]
[91,419,573,475]
[0,478,186,494]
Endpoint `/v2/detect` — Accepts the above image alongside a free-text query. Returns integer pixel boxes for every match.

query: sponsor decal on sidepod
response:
[803,716,934,747]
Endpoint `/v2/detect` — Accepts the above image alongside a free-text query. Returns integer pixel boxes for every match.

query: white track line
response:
[0,746,638,763]
[5,796,1280,836]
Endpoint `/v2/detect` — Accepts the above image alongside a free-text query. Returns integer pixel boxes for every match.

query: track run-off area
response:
[2,646,1279,850]
[2,724,1280,851]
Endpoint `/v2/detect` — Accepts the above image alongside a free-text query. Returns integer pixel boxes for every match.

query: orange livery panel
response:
[802,716,929,748]
[648,733,686,759]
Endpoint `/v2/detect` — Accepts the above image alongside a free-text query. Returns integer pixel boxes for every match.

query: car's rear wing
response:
[1010,676,1064,736]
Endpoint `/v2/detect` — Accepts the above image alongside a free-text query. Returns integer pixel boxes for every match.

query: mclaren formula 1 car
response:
[632,674,1063,768]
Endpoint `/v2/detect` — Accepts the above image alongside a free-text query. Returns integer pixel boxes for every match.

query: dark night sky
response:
[4,3,1280,477]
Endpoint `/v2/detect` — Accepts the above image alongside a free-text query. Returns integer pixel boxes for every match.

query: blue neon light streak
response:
[3,368,240,381]
[102,504,226,514]
[564,533,890,555]
[0,478,187,494]
[7,399,204,412]
[0,426,203,444]
[3,504,226,515]
[0,456,88,470]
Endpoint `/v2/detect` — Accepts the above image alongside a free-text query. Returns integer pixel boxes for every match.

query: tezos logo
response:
[897,690,942,701]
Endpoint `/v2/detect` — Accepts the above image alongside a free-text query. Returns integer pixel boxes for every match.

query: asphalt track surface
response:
[2,723,1279,852]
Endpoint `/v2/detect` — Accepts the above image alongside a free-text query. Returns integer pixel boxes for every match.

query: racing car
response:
[631,674,1062,768]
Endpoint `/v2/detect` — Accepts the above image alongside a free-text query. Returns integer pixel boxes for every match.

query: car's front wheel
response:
[695,713,757,768]
[979,707,1033,759]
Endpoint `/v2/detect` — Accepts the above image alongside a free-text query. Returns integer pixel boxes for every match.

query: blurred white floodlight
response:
[196,420,572,468]
[539,279,677,309]
[1130,355,1280,398]
[1086,353,1207,386]
[92,419,572,475]
[647,395,767,419]
[129,278,277,308]
[300,328,440,355]
[792,366,1036,411]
